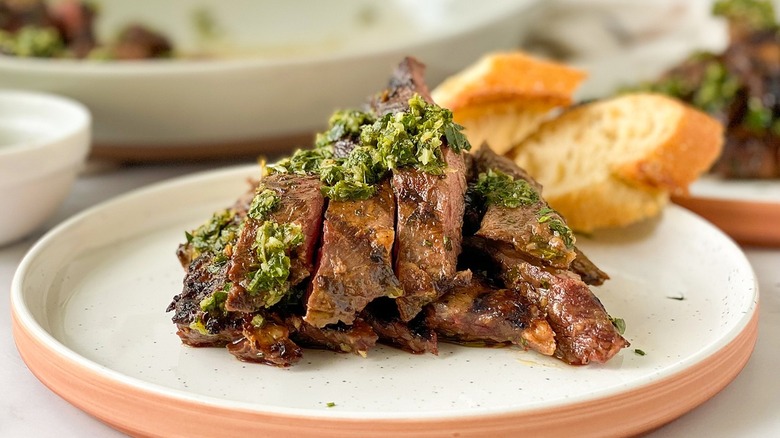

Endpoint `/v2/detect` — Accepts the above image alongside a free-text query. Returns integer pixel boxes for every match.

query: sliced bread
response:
[510,93,724,232]
[431,51,586,155]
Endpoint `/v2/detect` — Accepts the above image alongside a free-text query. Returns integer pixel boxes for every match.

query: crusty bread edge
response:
[614,94,724,195]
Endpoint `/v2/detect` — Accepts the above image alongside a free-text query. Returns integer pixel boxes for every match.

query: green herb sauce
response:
[248,189,280,221]
[473,169,539,208]
[268,93,470,201]
[185,209,241,263]
[610,316,627,335]
[244,221,304,307]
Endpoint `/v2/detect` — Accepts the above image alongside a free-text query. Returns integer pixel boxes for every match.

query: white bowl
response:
[0,0,539,160]
[0,90,91,246]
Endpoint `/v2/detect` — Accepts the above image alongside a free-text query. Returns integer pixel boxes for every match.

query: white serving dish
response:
[0,0,539,160]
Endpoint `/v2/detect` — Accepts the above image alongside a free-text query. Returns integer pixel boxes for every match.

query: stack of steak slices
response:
[167,57,628,367]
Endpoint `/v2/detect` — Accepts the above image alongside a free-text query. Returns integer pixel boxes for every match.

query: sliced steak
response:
[427,276,555,356]
[227,314,303,367]
[571,247,610,286]
[167,252,244,347]
[305,180,402,326]
[371,56,433,115]
[362,299,438,354]
[226,174,325,312]
[393,146,469,321]
[287,315,378,356]
[465,237,628,365]
[472,145,577,268]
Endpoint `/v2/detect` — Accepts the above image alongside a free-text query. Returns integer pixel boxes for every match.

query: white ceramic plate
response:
[11,165,759,437]
[0,0,539,159]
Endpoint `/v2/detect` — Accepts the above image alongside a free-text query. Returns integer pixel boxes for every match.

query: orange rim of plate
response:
[12,307,758,438]
[672,195,780,247]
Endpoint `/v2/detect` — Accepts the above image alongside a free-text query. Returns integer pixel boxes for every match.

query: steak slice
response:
[226,174,325,312]
[362,299,439,354]
[305,180,402,327]
[465,237,629,365]
[227,313,303,367]
[167,252,245,347]
[571,247,610,286]
[287,315,378,356]
[371,57,433,115]
[427,276,555,356]
[393,146,469,321]
[472,145,577,268]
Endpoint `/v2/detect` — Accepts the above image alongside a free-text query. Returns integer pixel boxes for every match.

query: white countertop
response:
[1,161,778,437]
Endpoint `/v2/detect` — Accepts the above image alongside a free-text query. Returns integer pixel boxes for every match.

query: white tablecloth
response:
[1,161,778,437]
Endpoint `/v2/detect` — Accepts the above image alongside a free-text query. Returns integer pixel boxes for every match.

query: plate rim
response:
[11,164,761,436]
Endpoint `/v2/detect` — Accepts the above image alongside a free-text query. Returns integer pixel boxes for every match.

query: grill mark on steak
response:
[465,237,629,365]
[226,174,325,312]
[472,145,577,268]
[305,180,402,327]
[427,276,555,356]
[287,315,378,356]
[392,146,470,321]
[362,299,438,354]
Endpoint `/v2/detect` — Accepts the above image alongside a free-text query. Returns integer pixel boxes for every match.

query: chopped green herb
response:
[667,294,686,301]
[189,318,210,336]
[443,236,453,251]
[326,402,336,408]
[473,169,540,208]
[251,314,265,328]
[185,209,240,261]
[244,221,304,307]
[634,349,647,356]
[269,94,470,201]
[0,26,65,58]
[609,317,627,335]
[248,189,280,221]
[199,288,229,314]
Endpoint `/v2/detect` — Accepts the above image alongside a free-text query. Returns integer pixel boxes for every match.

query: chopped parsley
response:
[251,314,265,328]
[609,317,627,335]
[199,286,229,314]
[326,402,336,408]
[634,349,647,356]
[244,221,304,307]
[185,209,241,262]
[473,169,539,208]
[268,94,470,201]
[248,189,280,221]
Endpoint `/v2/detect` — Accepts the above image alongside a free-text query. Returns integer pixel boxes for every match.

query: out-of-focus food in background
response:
[0,0,172,59]
[0,0,541,159]
[630,0,780,179]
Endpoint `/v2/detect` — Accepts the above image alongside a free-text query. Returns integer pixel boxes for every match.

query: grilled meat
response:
[227,314,303,367]
[465,237,628,365]
[362,299,439,354]
[226,174,325,312]
[305,180,402,327]
[427,276,555,355]
[472,145,576,268]
[288,315,378,356]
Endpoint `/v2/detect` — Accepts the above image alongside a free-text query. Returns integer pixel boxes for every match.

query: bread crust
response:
[614,95,724,195]
[432,51,585,111]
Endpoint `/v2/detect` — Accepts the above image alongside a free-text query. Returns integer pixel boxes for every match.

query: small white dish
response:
[0,90,91,246]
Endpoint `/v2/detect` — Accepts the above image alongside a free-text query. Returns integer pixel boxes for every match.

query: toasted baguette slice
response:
[431,51,586,155]
[511,93,723,232]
